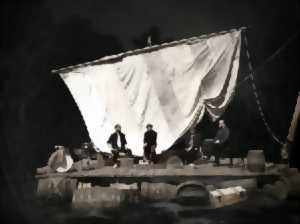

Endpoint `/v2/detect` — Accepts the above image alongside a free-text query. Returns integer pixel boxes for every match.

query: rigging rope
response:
[241,30,298,146]
[237,31,299,87]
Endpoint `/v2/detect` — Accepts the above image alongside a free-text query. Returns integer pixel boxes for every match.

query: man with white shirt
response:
[107,124,129,167]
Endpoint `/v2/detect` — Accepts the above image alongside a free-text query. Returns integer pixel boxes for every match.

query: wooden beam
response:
[51,27,247,75]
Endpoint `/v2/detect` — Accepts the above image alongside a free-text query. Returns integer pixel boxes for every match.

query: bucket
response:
[247,150,266,172]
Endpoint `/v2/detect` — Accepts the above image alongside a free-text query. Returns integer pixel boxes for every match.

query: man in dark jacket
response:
[181,127,203,164]
[143,124,157,163]
[213,120,230,166]
[107,124,130,167]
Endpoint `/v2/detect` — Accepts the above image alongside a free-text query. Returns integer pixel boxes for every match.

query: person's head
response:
[114,124,121,132]
[218,120,226,128]
[146,124,153,131]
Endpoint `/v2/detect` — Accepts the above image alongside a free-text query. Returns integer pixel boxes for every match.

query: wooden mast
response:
[281,91,300,162]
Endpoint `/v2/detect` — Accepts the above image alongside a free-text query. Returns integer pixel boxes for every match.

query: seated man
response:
[143,124,157,163]
[107,124,131,167]
[203,120,230,166]
[181,127,202,164]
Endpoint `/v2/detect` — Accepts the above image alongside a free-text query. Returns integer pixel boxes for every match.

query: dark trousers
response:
[202,139,224,165]
[179,148,199,164]
[214,144,223,165]
[112,148,131,163]
[144,145,156,162]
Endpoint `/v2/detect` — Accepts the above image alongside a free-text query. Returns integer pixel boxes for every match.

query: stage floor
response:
[36,162,282,180]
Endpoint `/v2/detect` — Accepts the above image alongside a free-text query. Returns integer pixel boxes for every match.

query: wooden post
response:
[281,92,300,162]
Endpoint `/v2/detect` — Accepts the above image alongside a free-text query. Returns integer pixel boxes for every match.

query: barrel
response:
[247,150,266,172]
[176,181,210,206]
[141,182,177,201]
[37,177,77,201]
[72,186,132,209]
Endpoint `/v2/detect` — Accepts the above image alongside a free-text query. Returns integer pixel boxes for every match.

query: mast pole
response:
[281,91,300,163]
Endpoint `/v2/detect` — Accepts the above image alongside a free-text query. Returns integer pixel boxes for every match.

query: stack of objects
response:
[36,145,105,174]
[37,145,73,174]
[72,153,104,171]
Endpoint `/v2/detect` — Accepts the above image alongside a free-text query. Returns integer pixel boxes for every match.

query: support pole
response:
[281,92,300,162]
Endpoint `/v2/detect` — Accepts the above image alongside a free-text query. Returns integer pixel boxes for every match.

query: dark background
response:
[0,0,300,223]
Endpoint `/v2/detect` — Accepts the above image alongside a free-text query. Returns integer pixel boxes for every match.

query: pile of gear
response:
[37,144,106,174]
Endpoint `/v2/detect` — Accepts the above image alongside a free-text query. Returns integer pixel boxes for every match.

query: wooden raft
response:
[36,163,281,180]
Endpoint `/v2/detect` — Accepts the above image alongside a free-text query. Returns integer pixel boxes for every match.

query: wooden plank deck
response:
[36,163,281,179]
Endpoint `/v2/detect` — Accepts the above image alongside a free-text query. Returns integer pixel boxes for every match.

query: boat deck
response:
[36,163,281,183]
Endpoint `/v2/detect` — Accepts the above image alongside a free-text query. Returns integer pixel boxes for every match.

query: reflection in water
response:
[22,190,300,224]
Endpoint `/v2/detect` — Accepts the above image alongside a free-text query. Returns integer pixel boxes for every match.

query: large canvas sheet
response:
[59,31,241,155]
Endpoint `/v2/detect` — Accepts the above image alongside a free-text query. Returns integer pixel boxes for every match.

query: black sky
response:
[0,1,300,223]
[1,0,299,170]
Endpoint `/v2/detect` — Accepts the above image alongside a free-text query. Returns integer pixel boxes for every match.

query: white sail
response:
[59,30,241,155]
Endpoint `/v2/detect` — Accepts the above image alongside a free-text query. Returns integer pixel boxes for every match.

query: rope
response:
[237,31,299,88]
[243,31,285,145]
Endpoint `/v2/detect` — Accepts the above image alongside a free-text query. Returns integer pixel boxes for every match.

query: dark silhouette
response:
[143,124,157,162]
[133,25,174,48]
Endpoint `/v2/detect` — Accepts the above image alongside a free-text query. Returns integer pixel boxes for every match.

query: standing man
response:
[213,120,230,166]
[143,124,157,163]
[107,124,129,168]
